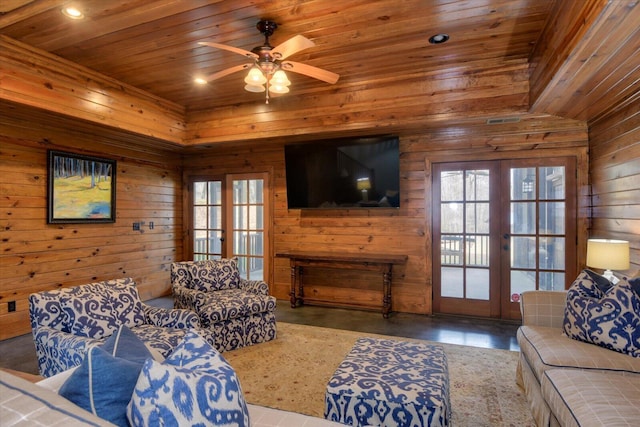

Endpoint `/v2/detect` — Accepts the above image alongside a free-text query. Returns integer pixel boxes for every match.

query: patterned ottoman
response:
[324,337,450,427]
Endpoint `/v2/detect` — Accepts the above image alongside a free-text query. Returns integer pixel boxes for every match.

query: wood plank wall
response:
[0,113,184,340]
[183,120,589,316]
[589,101,640,276]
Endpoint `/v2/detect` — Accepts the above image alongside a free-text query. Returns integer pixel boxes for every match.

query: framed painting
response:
[47,150,116,223]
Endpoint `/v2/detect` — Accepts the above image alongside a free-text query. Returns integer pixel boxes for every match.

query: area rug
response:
[224,322,534,426]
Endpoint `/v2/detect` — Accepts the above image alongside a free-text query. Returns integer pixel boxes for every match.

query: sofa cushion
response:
[564,272,640,357]
[128,330,250,427]
[1,371,115,426]
[187,258,241,292]
[197,290,277,323]
[517,325,640,384]
[60,278,146,339]
[542,369,640,427]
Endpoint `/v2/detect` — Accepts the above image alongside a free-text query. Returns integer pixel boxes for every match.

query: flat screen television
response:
[284,135,400,209]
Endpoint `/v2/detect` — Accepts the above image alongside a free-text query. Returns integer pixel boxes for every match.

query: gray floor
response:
[0,298,520,376]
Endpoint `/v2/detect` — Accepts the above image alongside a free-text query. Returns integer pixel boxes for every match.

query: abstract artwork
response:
[47,150,116,223]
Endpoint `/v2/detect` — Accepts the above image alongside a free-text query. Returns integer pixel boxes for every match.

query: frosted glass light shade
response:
[244,84,265,93]
[586,239,630,270]
[244,67,267,85]
[271,70,291,86]
[269,84,290,94]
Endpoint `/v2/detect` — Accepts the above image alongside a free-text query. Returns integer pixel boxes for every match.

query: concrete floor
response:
[0,298,520,376]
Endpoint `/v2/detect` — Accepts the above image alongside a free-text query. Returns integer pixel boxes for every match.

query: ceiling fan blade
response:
[205,64,251,82]
[282,61,339,84]
[272,34,315,60]
[198,41,258,59]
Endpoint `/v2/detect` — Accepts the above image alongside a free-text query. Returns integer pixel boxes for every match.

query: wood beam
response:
[0,35,186,144]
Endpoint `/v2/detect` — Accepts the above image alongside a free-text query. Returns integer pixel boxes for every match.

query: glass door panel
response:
[434,164,498,317]
[434,157,576,320]
[193,180,223,260]
[190,173,269,282]
[230,177,265,281]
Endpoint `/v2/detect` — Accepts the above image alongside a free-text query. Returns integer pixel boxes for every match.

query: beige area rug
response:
[224,322,534,427]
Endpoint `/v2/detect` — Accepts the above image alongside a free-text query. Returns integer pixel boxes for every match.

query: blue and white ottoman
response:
[324,337,450,427]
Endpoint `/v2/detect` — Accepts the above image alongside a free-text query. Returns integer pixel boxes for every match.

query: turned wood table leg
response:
[298,266,304,306]
[382,266,392,318]
[289,264,297,308]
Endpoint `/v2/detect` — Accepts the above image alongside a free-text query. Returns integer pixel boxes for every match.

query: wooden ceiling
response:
[1,0,555,113]
[1,0,638,146]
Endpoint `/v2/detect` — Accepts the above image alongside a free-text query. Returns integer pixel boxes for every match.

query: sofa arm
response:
[238,278,270,296]
[142,304,200,329]
[33,326,102,378]
[519,290,567,328]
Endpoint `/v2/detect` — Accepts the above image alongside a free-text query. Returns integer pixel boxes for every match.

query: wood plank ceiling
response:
[1,0,638,135]
[1,0,553,114]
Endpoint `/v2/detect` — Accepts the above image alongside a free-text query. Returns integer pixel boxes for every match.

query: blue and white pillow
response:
[59,325,153,427]
[564,270,640,357]
[127,330,250,426]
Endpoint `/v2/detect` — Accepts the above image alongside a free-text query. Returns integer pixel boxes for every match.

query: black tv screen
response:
[284,135,400,209]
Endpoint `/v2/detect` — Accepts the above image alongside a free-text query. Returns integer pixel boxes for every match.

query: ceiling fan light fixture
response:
[269,84,290,94]
[271,70,291,86]
[244,83,266,93]
[244,66,267,85]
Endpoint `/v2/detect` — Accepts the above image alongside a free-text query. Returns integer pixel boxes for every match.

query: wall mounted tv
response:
[284,135,400,209]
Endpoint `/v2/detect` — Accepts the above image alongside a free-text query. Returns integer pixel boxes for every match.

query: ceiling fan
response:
[198,20,339,103]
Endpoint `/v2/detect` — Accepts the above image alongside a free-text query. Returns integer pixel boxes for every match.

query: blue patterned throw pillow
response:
[59,326,153,427]
[127,330,250,426]
[564,271,640,357]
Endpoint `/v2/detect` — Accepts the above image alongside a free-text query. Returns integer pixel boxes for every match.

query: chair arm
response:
[238,278,270,296]
[142,304,200,329]
[519,290,567,328]
[33,326,101,378]
[172,285,209,311]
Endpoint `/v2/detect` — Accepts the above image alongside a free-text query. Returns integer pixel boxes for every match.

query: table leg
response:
[382,266,392,318]
[289,264,297,308]
[298,266,304,306]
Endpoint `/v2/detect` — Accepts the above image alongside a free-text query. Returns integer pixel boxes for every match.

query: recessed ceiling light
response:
[61,7,84,19]
[429,33,449,44]
[194,77,208,85]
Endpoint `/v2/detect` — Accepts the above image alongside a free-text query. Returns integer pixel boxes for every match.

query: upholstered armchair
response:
[29,277,201,377]
[171,258,277,352]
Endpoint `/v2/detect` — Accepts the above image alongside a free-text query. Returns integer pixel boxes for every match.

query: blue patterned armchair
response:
[171,258,277,352]
[29,277,201,377]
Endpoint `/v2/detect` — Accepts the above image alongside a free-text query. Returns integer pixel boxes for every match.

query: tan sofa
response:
[516,290,640,427]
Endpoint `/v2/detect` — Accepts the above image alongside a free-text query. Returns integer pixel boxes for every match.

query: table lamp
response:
[357,177,371,202]
[586,239,630,284]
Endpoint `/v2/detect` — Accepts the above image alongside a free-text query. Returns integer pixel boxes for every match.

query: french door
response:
[190,173,269,281]
[432,158,576,320]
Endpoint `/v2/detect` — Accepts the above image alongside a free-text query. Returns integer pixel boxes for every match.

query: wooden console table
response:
[276,251,408,318]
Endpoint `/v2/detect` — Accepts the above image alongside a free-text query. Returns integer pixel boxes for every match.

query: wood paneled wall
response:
[589,102,640,276]
[0,114,184,340]
[183,119,589,315]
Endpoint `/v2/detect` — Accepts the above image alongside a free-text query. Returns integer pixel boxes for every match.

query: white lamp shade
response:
[244,84,265,93]
[244,67,267,85]
[269,84,290,94]
[271,70,291,86]
[586,239,630,270]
